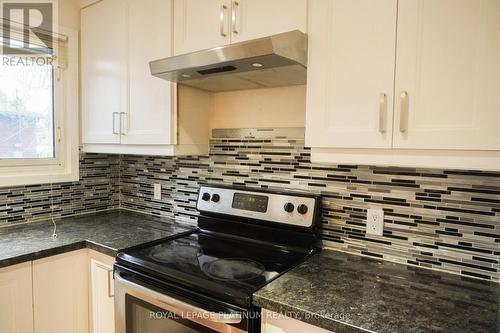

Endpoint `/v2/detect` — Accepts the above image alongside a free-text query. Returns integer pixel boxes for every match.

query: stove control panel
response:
[196,185,318,228]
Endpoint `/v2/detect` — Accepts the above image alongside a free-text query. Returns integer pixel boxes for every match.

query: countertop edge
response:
[85,240,119,258]
[0,241,88,268]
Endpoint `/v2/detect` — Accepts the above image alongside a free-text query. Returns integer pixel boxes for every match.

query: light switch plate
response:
[366,209,384,236]
[153,183,161,200]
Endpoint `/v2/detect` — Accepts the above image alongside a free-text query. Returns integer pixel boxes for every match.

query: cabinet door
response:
[173,0,231,55]
[305,0,397,149]
[81,0,127,144]
[229,0,307,43]
[121,0,175,145]
[261,309,333,333]
[33,250,88,333]
[90,253,115,333]
[394,0,500,150]
[0,262,34,333]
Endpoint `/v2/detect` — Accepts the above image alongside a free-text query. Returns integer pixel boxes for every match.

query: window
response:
[0,18,79,187]
[0,56,55,159]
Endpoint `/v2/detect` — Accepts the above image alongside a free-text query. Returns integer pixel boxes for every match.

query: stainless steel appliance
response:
[114,184,321,333]
[149,30,307,92]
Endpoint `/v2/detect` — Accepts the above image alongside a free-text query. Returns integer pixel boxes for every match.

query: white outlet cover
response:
[153,183,161,200]
[366,209,384,236]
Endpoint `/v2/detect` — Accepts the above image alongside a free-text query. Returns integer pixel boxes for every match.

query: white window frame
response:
[0,27,79,187]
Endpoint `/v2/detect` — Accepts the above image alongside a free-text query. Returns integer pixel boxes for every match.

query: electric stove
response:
[114,185,321,333]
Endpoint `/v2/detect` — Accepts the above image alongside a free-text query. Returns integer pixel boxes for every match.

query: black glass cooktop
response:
[117,230,314,306]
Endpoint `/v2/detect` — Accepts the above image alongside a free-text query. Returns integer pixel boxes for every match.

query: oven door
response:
[114,269,249,333]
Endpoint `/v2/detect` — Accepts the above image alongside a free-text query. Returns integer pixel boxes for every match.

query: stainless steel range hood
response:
[149,30,307,92]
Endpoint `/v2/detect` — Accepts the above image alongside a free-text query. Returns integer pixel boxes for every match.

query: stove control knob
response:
[283,202,295,213]
[201,192,211,201]
[211,193,220,203]
[297,204,308,215]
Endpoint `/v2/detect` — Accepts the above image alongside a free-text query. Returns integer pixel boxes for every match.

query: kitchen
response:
[0,0,499,332]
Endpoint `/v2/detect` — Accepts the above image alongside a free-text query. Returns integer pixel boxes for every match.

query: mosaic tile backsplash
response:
[0,128,499,281]
[0,153,119,226]
[120,129,500,282]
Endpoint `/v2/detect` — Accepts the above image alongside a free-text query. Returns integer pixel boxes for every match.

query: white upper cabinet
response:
[306,0,398,149]
[173,0,231,55]
[393,0,500,150]
[82,0,173,148]
[81,0,126,144]
[306,0,500,169]
[173,0,307,55]
[229,0,307,43]
[81,0,209,155]
[123,0,174,145]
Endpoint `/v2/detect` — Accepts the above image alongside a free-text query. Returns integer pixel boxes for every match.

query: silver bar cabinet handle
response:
[379,93,387,133]
[399,91,409,133]
[231,1,239,34]
[119,112,127,135]
[114,271,242,324]
[220,4,228,37]
[112,112,119,135]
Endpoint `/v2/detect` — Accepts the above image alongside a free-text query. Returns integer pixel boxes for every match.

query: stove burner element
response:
[202,258,266,281]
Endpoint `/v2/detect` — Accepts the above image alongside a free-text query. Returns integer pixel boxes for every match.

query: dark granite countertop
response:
[2,211,498,332]
[0,209,197,268]
[254,250,500,333]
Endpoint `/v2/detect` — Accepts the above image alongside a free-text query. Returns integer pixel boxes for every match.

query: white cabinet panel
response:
[173,0,231,55]
[123,0,174,145]
[306,0,397,149]
[33,250,89,333]
[81,0,126,144]
[173,0,306,54]
[89,251,116,333]
[81,0,198,154]
[0,262,34,333]
[261,309,334,333]
[230,0,307,43]
[394,0,500,150]
[306,0,500,169]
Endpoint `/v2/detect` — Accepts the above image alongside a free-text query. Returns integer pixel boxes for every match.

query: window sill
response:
[0,160,79,188]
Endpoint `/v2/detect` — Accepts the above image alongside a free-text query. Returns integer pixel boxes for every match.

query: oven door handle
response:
[114,271,242,324]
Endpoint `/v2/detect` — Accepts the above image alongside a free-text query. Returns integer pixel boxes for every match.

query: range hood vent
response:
[149,30,307,92]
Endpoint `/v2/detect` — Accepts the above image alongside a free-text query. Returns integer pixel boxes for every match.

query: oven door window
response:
[126,294,218,333]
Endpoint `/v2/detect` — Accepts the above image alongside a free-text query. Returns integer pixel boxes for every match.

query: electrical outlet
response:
[366,209,384,236]
[153,183,161,200]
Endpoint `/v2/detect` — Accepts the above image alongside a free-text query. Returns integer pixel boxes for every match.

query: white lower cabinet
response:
[33,250,89,333]
[261,309,334,333]
[0,249,118,333]
[0,262,34,333]
[89,250,116,333]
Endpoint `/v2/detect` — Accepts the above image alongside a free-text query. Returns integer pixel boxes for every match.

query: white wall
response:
[59,0,80,30]
[209,85,306,131]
